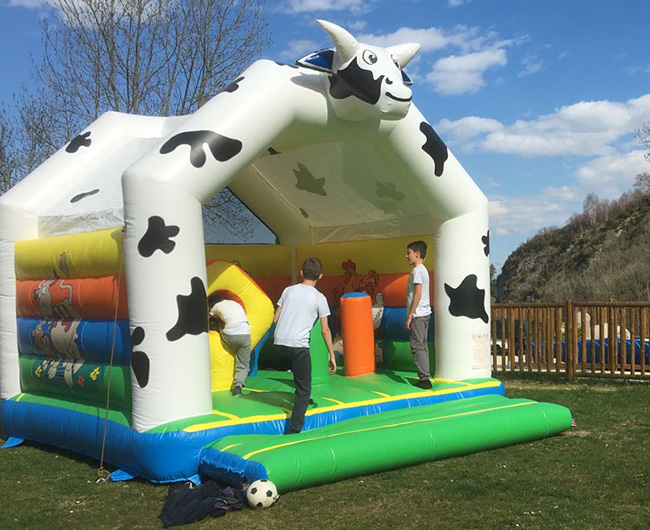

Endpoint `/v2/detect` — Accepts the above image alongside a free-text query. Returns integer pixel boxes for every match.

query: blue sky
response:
[2,0,650,268]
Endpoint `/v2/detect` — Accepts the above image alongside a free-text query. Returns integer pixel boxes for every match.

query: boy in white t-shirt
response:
[405,240,432,389]
[209,294,251,396]
[273,257,336,434]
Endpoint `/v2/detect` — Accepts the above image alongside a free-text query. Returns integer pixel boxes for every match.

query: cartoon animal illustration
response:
[333,259,380,303]
[31,279,84,388]
[33,279,81,320]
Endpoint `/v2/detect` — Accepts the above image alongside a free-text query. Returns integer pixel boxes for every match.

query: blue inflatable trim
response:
[110,469,136,482]
[248,326,273,378]
[378,307,434,342]
[199,449,268,486]
[1,436,24,449]
[341,292,370,299]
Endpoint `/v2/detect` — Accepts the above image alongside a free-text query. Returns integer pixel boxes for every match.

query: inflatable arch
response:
[0,20,571,488]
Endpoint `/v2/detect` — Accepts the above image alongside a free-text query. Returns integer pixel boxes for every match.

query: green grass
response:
[1,375,649,530]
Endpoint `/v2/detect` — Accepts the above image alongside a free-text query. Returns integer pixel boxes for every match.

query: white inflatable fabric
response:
[0,113,184,401]
[0,20,491,431]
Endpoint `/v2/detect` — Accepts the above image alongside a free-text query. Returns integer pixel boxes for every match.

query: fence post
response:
[565,300,575,381]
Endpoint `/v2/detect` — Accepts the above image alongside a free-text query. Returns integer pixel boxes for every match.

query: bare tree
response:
[635,124,650,194]
[582,193,601,227]
[6,0,271,239]
[0,109,18,194]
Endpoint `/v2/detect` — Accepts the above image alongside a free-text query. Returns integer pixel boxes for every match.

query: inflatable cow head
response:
[299,20,420,122]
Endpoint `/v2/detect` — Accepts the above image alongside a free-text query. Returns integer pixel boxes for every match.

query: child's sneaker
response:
[413,379,432,390]
[232,385,242,396]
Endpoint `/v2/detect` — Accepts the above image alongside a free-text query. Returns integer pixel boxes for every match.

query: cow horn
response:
[317,20,359,65]
[386,43,421,68]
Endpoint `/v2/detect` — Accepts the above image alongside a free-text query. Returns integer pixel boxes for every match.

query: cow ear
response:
[296,48,334,73]
[387,43,421,68]
[317,19,359,65]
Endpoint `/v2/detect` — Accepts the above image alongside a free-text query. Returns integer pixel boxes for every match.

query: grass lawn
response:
[1,374,649,530]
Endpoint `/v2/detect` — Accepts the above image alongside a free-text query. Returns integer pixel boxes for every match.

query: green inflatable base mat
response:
[200,394,572,492]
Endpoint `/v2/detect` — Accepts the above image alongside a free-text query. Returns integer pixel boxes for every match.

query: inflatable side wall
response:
[14,228,132,410]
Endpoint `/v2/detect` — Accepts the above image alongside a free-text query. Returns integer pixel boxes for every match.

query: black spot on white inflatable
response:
[66,131,92,153]
[444,274,489,323]
[70,189,99,203]
[221,76,244,93]
[482,231,490,257]
[138,216,180,258]
[166,276,209,342]
[130,326,150,388]
[294,163,326,196]
[375,181,405,201]
[160,130,243,168]
[274,61,299,69]
[420,122,448,177]
[329,56,383,105]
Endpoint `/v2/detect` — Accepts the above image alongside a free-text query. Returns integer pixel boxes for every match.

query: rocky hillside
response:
[496,191,650,302]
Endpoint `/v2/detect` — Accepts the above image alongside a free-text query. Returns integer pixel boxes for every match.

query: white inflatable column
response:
[123,60,321,430]
[122,175,212,431]
[0,202,36,399]
[382,108,491,380]
[434,209,491,379]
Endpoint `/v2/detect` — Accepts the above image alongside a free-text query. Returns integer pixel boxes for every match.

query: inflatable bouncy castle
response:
[0,20,571,491]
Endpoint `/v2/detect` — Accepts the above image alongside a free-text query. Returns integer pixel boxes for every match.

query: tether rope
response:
[97,226,125,483]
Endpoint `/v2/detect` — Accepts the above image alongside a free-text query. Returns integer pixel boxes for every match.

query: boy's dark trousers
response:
[410,315,431,381]
[275,345,312,433]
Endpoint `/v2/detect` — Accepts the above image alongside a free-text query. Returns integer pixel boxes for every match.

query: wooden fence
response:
[491,301,650,379]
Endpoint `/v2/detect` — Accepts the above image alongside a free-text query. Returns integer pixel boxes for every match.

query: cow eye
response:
[362,50,378,65]
[392,56,400,69]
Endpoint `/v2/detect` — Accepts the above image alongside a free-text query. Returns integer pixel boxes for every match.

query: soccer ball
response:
[246,479,280,509]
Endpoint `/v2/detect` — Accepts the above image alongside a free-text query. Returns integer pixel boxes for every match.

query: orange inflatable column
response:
[341,293,375,377]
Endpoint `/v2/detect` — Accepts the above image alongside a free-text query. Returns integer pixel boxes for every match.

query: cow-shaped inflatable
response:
[0,20,490,432]
[304,20,420,121]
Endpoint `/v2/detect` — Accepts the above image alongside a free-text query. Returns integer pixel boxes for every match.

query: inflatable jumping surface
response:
[0,20,572,490]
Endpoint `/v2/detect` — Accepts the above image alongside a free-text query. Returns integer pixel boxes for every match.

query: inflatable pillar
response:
[341,293,375,377]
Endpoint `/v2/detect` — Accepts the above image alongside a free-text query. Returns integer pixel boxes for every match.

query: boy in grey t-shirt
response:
[406,240,432,389]
[273,257,336,434]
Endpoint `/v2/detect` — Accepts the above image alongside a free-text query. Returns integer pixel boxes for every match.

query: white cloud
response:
[346,20,367,32]
[628,93,650,116]
[543,185,576,200]
[280,39,320,61]
[487,150,647,241]
[488,194,572,237]
[436,116,503,141]
[359,25,499,55]
[482,98,650,156]
[426,49,507,95]
[277,0,371,14]
[519,54,543,76]
[354,24,522,96]
[575,150,648,196]
[440,94,650,156]
[359,27,453,53]
[358,25,520,55]
[8,0,49,7]
[483,130,615,157]
[449,0,473,6]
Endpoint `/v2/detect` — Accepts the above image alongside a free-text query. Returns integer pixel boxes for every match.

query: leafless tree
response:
[635,124,650,194]
[4,0,270,240]
[0,109,18,194]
